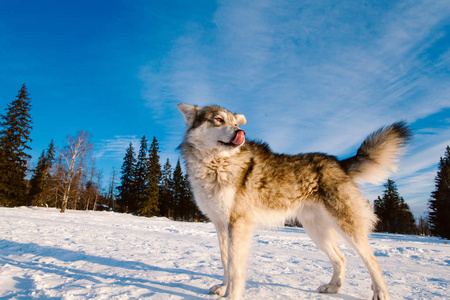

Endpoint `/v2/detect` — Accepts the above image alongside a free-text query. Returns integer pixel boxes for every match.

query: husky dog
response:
[178,103,411,300]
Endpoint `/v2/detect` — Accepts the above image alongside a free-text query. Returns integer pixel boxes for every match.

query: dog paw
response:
[318,283,340,294]
[209,283,227,296]
[372,289,389,300]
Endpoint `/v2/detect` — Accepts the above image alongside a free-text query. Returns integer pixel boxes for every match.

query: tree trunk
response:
[60,190,69,213]
[93,193,98,211]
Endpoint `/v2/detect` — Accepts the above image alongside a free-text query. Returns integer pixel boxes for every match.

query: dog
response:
[178,103,411,300]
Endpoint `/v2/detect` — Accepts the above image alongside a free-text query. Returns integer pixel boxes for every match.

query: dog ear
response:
[235,114,247,125]
[178,103,200,127]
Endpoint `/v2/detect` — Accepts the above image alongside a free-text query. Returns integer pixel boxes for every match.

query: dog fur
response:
[178,103,412,300]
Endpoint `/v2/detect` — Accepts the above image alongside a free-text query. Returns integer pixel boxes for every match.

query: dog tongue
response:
[232,131,245,145]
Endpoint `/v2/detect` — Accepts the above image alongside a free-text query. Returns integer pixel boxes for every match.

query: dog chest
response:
[187,157,241,219]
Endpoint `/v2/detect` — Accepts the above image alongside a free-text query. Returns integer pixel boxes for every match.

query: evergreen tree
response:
[134,136,149,214]
[51,155,65,208]
[28,140,55,206]
[374,179,416,234]
[45,139,56,170]
[159,158,174,218]
[170,159,205,221]
[0,84,33,206]
[183,173,206,221]
[44,140,56,202]
[172,159,185,220]
[428,146,450,239]
[28,150,46,205]
[141,137,161,217]
[117,143,137,213]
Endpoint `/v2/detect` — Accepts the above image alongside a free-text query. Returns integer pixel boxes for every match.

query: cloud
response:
[95,136,140,161]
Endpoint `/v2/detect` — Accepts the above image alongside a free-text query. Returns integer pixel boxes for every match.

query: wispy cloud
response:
[95,136,140,161]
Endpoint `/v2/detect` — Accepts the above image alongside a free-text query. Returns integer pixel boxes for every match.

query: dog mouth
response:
[218,130,245,147]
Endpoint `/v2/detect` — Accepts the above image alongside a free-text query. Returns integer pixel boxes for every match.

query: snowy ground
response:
[0,207,448,299]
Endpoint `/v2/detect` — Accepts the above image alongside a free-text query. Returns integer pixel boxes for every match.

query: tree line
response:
[372,146,450,239]
[0,84,449,238]
[0,84,204,221]
[115,136,205,221]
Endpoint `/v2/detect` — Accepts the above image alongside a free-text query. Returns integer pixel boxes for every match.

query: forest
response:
[1,84,449,238]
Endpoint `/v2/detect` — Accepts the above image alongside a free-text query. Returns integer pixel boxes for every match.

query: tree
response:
[117,143,137,213]
[106,167,116,211]
[159,158,174,218]
[57,131,93,213]
[417,215,431,236]
[172,159,185,220]
[82,159,101,211]
[84,180,96,210]
[172,159,200,221]
[428,146,450,239]
[0,84,33,206]
[28,150,47,205]
[374,179,416,234]
[183,173,205,221]
[92,170,102,211]
[141,137,161,217]
[28,140,55,206]
[134,136,149,215]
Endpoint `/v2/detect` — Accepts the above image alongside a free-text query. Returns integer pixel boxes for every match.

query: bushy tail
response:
[340,122,412,184]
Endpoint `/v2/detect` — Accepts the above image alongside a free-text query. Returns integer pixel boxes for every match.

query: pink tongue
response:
[232,131,245,145]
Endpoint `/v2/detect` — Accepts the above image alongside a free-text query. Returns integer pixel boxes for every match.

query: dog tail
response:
[340,122,412,184]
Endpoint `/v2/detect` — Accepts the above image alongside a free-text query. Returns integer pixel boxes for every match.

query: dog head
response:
[178,103,247,154]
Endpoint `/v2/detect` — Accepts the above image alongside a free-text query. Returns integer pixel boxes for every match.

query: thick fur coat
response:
[178,103,411,300]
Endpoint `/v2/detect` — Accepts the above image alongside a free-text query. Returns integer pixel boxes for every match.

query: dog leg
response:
[209,221,229,296]
[345,235,389,300]
[299,208,346,294]
[316,181,389,299]
[224,218,253,300]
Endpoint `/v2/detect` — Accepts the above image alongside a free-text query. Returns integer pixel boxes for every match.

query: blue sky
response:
[1,0,449,217]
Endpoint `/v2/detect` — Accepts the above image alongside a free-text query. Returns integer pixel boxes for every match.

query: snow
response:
[0,207,449,299]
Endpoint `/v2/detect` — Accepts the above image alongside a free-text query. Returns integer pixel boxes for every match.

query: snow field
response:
[0,207,448,299]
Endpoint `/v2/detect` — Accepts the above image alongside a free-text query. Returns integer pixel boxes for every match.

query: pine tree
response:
[43,140,56,204]
[141,137,161,217]
[0,84,33,206]
[172,159,183,220]
[159,158,174,218]
[428,146,450,239]
[134,136,149,214]
[28,150,46,205]
[117,143,137,213]
[28,140,55,206]
[45,139,56,170]
[183,173,205,221]
[374,179,416,234]
[170,159,205,221]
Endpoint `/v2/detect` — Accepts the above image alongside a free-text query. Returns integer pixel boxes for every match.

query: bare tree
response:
[92,170,102,211]
[83,158,97,210]
[107,167,116,211]
[59,131,93,213]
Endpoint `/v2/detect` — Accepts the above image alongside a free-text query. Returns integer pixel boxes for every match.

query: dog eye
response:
[214,117,224,124]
